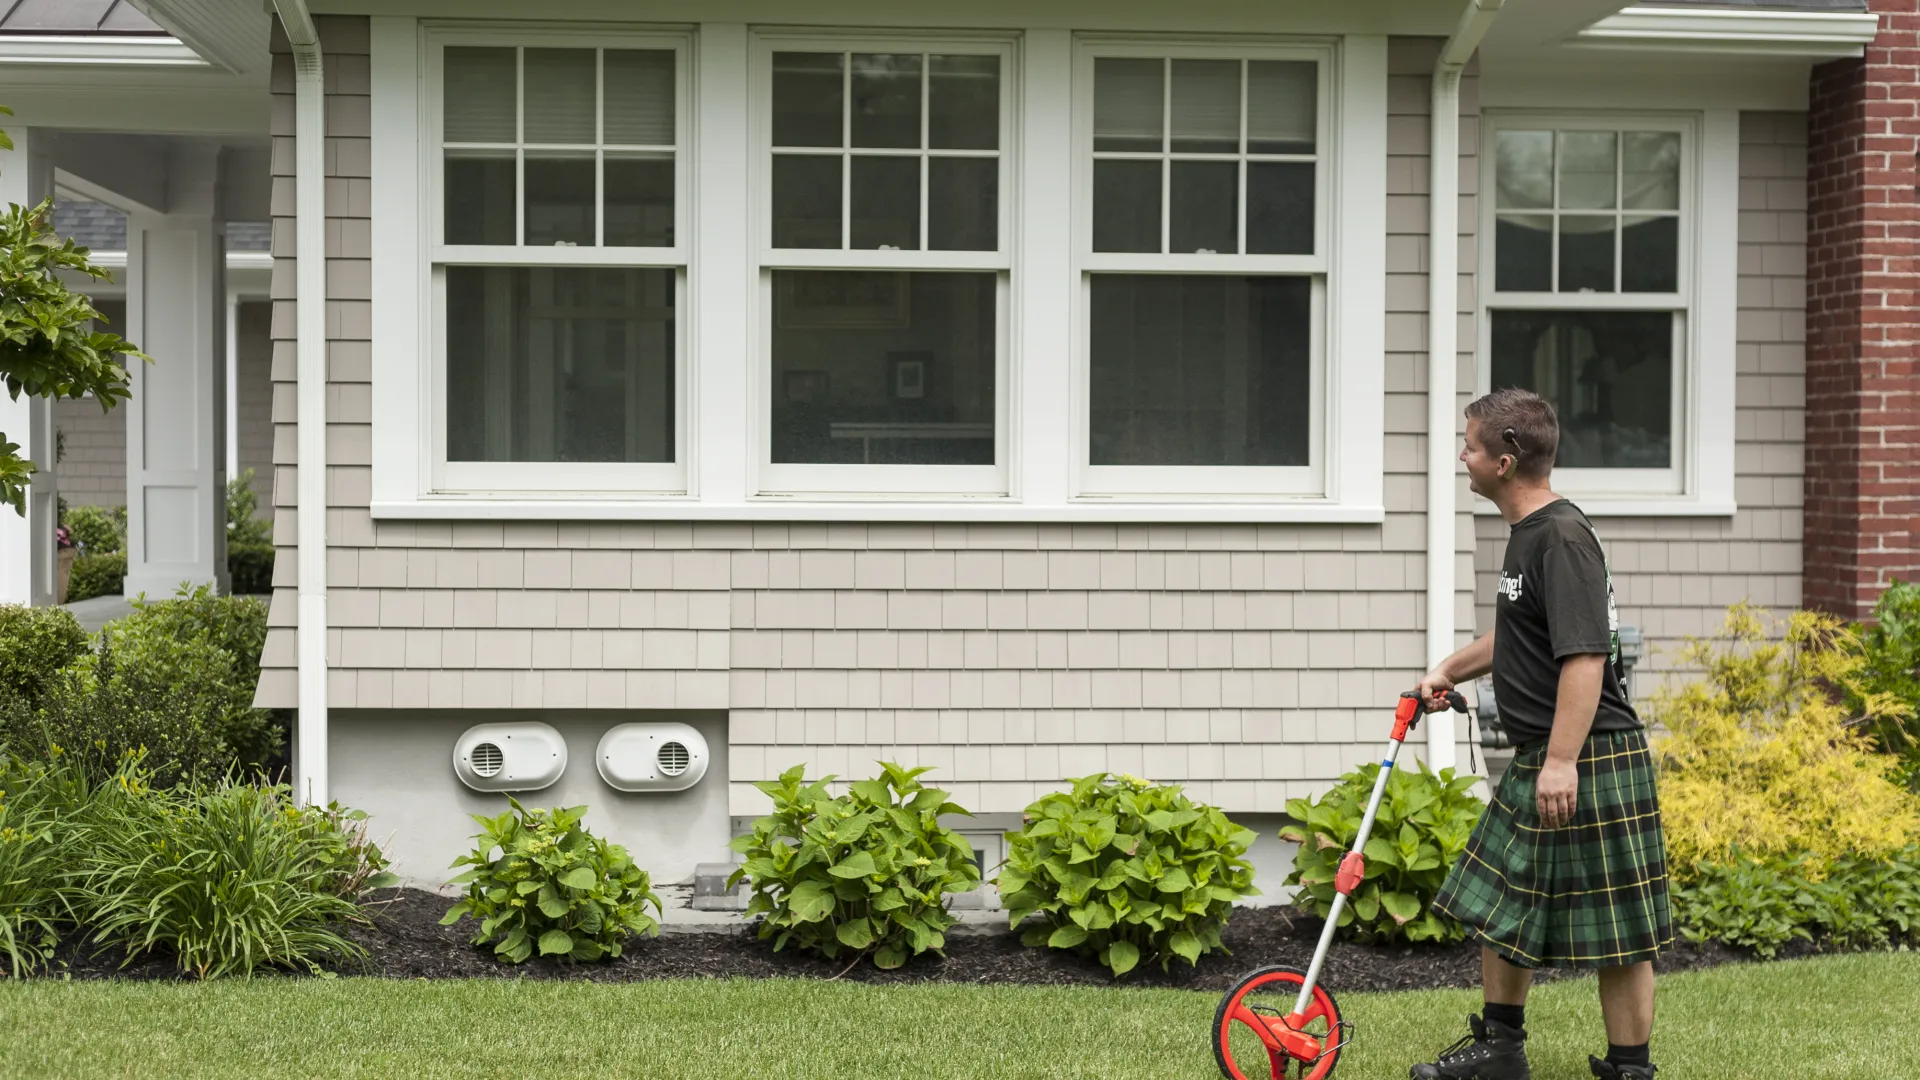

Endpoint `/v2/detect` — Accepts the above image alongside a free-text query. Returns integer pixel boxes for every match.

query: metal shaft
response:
[1291,732,1408,1016]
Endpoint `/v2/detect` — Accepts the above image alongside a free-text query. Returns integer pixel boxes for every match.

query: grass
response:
[0,952,1915,1078]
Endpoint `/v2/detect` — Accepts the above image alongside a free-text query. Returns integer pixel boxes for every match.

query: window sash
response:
[754,33,1016,268]
[426,27,692,262]
[1480,114,1696,496]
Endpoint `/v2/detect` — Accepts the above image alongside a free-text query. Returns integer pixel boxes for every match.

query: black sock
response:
[1482,1002,1526,1032]
[1607,1043,1651,1069]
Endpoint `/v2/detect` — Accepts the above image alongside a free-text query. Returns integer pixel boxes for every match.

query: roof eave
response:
[1572,5,1881,58]
[0,33,210,67]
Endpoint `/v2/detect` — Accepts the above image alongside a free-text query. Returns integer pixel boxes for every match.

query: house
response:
[0,0,1908,896]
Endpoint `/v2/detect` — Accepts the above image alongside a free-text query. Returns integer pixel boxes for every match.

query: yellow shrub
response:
[1651,604,1920,879]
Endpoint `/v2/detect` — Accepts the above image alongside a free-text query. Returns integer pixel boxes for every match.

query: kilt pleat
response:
[1431,728,1674,969]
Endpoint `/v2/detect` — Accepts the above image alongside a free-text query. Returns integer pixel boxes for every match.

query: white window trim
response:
[1474,108,1737,518]
[371,19,1388,522]
[749,31,1016,498]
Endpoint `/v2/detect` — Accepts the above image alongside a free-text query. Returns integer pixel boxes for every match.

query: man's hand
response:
[1536,758,1579,829]
[1415,668,1456,713]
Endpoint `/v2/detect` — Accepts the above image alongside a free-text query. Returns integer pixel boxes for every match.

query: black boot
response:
[1409,1014,1531,1080]
[1590,1055,1657,1079]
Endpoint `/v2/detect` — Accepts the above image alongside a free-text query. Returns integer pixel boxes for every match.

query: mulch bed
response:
[35,887,1893,992]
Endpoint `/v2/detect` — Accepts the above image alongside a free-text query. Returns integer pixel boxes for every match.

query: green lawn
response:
[1,952,1915,1079]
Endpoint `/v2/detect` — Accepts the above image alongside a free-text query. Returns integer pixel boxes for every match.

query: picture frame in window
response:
[890,352,930,401]
[776,271,911,330]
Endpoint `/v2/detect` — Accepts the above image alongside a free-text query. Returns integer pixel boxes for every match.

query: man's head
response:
[1462,388,1558,499]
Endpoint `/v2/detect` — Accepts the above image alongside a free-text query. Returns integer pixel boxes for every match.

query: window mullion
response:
[516,47,526,247]
[842,52,853,251]
[1160,57,1171,255]
[920,53,930,252]
[596,49,605,250]
[1614,130,1624,293]
[1237,59,1248,256]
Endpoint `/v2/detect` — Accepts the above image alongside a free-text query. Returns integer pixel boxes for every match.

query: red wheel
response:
[1212,965,1346,1080]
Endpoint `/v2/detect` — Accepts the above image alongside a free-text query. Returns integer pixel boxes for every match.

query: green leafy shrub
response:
[1675,845,1920,958]
[0,751,88,976]
[0,604,88,709]
[729,762,980,970]
[114,587,277,768]
[443,798,662,964]
[1652,605,1920,873]
[64,552,124,603]
[1846,579,1920,791]
[227,543,276,595]
[996,773,1259,977]
[226,469,271,549]
[69,765,393,978]
[62,503,124,556]
[1279,761,1483,945]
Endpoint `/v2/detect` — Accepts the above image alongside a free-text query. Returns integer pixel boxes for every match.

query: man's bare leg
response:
[1483,946,1533,1006]
[1597,961,1654,1045]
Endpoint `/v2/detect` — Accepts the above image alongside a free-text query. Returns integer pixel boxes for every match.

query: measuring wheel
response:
[1212,965,1349,1080]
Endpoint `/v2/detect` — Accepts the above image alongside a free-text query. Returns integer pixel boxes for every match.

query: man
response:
[1410,389,1672,1080]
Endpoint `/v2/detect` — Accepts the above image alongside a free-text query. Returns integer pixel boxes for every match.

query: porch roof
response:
[0,0,164,34]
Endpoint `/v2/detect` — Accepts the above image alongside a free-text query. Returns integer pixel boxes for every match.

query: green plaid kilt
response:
[1431,728,1674,970]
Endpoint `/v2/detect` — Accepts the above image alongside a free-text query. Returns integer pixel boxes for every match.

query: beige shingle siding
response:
[1472,112,1808,694]
[258,27,1477,814]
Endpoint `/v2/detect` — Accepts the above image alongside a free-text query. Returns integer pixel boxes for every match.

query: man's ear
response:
[1497,454,1515,479]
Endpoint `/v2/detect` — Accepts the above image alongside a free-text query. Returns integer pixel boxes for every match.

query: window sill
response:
[369,498,1388,524]
[1470,497,1736,518]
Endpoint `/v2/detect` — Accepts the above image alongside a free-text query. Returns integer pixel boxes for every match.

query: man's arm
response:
[1415,627,1496,705]
[1536,653,1605,828]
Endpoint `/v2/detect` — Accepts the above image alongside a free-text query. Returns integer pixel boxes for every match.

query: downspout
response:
[272,0,328,807]
[1427,0,1504,773]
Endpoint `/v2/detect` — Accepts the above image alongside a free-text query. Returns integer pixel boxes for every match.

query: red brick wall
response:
[1804,1,1920,621]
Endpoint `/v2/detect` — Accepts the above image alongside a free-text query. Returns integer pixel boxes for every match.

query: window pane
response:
[1090,275,1311,467]
[1170,59,1240,154]
[1170,160,1237,254]
[524,48,596,145]
[773,52,844,148]
[525,151,595,247]
[1247,61,1315,155]
[772,155,842,248]
[1622,215,1678,293]
[445,150,516,245]
[605,152,674,247]
[1094,57,1163,153]
[445,47,516,143]
[771,271,996,465]
[447,267,675,464]
[1490,310,1672,469]
[1494,131,1553,210]
[852,53,922,149]
[604,50,675,146]
[1248,162,1313,255]
[1494,214,1552,291]
[1557,131,1617,210]
[1623,131,1680,211]
[1559,215,1615,293]
[1093,159,1162,253]
[851,156,920,250]
[929,157,997,251]
[929,55,998,150]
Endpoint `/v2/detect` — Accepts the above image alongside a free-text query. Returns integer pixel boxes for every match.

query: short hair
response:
[1466,388,1559,480]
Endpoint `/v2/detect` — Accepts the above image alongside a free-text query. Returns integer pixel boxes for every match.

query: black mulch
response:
[35,888,1897,992]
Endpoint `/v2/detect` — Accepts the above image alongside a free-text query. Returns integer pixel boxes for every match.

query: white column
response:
[0,123,57,607]
[226,289,240,482]
[124,145,228,599]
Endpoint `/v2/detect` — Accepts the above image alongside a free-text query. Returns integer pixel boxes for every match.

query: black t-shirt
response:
[1492,499,1642,746]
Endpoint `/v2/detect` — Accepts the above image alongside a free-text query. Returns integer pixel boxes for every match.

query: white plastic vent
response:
[471,742,504,777]
[453,723,567,792]
[658,741,690,776]
[596,722,709,792]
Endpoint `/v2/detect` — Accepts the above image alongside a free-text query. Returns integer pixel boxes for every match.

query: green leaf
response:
[538,929,573,956]
[1155,867,1192,893]
[559,866,598,890]
[1105,939,1140,977]
[1169,930,1202,965]
[1048,924,1089,949]
[788,880,836,923]
[836,918,875,950]
[829,851,878,879]
[438,902,471,926]
[874,943,907,969]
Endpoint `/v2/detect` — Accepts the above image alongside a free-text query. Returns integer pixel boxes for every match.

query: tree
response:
[0,106,146,515]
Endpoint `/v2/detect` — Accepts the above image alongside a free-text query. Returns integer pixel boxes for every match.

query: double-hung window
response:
[1480,116,1694,497]
[427,30,689,496]
[1075,42,1331,498]
[754,35,1014,497]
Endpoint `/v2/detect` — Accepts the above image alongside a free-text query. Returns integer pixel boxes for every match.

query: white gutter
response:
[272,0,328,808]
[1574,6,1880,59]
[0,34,208,66]
[1428,0,1504,774]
